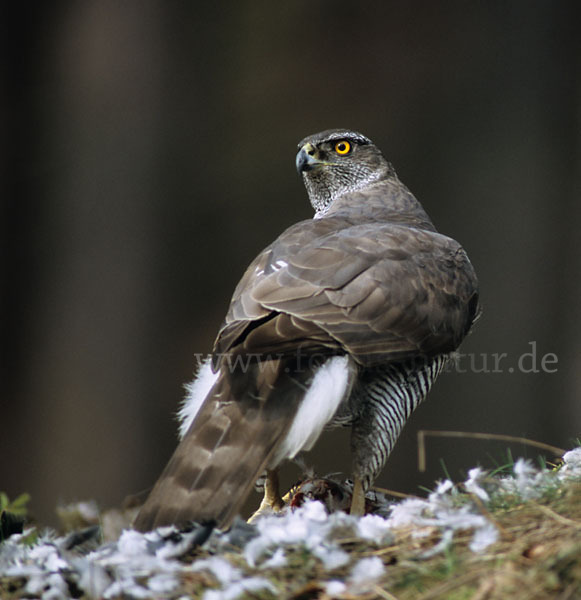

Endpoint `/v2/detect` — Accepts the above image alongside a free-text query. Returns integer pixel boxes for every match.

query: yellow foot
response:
[248,469,285,523]
[350,477,366,516]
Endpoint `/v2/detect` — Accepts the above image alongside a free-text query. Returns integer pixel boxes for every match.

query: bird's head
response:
[296,129,393,216]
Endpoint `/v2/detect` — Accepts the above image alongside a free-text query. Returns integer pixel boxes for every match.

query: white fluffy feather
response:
[177,358,219,439]
[178,355,351,456]
[271,355,352,466]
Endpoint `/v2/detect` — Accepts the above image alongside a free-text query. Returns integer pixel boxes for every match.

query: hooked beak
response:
[296,142,320,174]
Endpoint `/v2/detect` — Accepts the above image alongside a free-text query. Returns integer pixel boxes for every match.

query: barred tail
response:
[133,359,303,531]
[133,354,354,531]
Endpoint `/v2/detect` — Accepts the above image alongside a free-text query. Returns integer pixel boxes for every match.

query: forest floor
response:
[1,448,580,600]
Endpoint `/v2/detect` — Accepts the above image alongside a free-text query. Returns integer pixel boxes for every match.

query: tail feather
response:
[133,358,309,531]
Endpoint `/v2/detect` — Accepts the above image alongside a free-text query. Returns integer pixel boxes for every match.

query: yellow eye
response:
[334,140,351,155]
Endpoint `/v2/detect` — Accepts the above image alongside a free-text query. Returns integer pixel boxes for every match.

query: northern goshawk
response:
[134,129,479,531]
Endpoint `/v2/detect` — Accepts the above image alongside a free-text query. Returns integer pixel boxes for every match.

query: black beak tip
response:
[296,149,312,174]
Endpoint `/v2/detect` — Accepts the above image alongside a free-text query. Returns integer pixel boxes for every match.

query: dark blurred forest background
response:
[2,2,580,527]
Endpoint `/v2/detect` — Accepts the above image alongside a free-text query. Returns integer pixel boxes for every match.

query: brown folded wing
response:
[213,216,479,369]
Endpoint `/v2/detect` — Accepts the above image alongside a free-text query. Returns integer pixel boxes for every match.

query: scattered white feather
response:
[203,577,276,600]
[387,498,429,528]
[350,556,385,584]
[116,529,148,557]
[325,580,347,595]
[313,545,350,570]
[386,476,499,555]
[178,358,218,439]
[148,573,179,594]
[29,543,69,572]
[104,578,152,599]
[433,479,454,496]
[259,548,287,569]
[357,514,394,544]
[244,500,358,568]
[26,571,68,600]
[465,467,491,502]
[513,458,542,499]
[419,529,455,559]
[559,448,581,479]
[469,521,499,553]
[499,458,556,500]
[192,556,242,585]
[3,448,580,598]
[194,557,275,600]
[76,561,111,598]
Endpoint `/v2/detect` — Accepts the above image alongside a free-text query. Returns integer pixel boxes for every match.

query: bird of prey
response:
[133,128,479,532]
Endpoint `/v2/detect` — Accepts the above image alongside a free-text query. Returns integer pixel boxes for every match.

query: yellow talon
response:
[248,469,284,523]
[350,477,366,516]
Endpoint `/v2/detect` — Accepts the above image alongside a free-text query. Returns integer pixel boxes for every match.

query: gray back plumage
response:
[214,176,478,369]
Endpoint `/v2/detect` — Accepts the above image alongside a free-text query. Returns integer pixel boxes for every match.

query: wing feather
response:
[213,216,478,368]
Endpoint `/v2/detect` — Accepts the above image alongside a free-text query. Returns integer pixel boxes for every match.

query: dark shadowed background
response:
[2,2,580,527]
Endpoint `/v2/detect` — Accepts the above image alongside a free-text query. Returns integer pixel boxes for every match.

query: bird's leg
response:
[350,477,366,516]
[264,468,285,511]
[248,469,284,522]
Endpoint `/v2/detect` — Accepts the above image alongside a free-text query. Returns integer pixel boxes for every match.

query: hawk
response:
[133,129,479,531]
